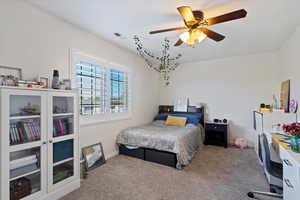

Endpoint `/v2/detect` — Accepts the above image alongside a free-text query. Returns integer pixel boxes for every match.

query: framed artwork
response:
[39,76,49,88]
[82,142,106,171]
[0,65,22,79]
[280,80,290,113]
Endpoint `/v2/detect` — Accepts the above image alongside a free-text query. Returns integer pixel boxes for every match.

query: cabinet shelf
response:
[10,115,41,120]
[9,141,42,153]
[53,157,74,167]
[10,169,41,182]
[53,113,74,117]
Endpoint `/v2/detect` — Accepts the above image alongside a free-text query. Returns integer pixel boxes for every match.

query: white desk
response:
[265,131,300,200]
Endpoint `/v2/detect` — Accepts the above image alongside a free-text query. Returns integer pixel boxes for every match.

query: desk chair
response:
[248,133,283,199]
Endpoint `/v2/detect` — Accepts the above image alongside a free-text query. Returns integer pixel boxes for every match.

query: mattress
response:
[117,120,204,169]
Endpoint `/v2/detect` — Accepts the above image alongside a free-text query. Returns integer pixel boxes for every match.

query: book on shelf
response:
[53,118,73,137]
[10,164,38,179]
[10,155,38,170]
[9,119,41,145]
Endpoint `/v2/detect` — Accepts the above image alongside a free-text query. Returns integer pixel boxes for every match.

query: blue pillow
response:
[154,112,202,125]
[171,113,202,125]
[154,113,169,121]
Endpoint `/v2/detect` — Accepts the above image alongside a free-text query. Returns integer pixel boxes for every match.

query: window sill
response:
[80,113,132,127]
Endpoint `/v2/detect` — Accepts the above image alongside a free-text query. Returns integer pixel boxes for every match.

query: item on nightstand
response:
[213,119,221,123]
[52,70,60,89]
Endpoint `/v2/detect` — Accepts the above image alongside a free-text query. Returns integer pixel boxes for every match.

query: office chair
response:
[248,133,283,199]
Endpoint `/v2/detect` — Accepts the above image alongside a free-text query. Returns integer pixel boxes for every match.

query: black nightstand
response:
[204,122,229,148]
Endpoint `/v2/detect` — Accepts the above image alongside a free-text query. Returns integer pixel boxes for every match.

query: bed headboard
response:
[158,105,205,126]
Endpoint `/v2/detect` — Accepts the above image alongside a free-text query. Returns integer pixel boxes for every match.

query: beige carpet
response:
[61,146,277,200]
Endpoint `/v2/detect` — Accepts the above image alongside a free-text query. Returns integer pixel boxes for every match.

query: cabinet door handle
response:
[284,179,294,189]
[42,141,47,145]
[49,140,53,143]
[283,159,293,167]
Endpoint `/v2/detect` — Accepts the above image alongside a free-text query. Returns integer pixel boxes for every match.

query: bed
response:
[117,106,205,169]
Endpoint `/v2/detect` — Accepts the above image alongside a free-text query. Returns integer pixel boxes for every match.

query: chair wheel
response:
[247,192,255,198]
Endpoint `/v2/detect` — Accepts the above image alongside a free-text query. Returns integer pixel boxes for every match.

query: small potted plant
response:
[283,123,300,153]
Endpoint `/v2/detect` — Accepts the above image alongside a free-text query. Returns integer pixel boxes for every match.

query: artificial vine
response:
[133,35,182,86]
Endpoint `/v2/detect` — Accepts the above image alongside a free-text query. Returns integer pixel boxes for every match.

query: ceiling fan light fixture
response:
[179,30,207,46]
[197,32,207,43]
[179,31,190,43]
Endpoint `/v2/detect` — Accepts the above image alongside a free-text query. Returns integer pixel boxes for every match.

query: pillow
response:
[165,116,187,127]
[154,112,203,126]
[154,113,169,121]
[171,113,202,126]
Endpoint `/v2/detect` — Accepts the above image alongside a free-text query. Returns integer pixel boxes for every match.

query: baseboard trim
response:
[43,179,80,200]
[106,150,119,160]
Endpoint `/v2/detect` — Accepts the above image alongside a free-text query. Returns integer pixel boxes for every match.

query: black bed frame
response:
[119,105,205,168]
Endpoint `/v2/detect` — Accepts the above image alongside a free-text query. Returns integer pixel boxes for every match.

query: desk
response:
[264,131,300,200]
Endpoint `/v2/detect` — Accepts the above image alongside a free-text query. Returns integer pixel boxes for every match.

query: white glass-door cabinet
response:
[0,87,80,200]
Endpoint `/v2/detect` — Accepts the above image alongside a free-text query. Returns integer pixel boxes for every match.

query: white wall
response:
[160,52,281,144]
[278,25,300,116]
[0,0,160,157]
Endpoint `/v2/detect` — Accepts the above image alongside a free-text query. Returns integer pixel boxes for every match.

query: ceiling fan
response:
[149,6,247,46]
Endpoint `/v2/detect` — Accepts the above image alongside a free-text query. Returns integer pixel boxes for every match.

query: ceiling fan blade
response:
[174,39,184,46]
[200,28,225,42]
[149,27,187,34]
[206,9,247,26]
[177,6,197,26]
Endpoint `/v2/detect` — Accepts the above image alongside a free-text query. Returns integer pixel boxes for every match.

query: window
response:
[110,69,128,113]
[76,61,106,115]
[72,51,130,117]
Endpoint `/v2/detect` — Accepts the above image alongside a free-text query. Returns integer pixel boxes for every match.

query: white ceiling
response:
[26,0,300,63]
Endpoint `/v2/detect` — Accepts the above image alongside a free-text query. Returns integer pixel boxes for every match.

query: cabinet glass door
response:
[10,147,42,199]
[9,95,41,146]
[49,94,77,190]
[7,92,46,200]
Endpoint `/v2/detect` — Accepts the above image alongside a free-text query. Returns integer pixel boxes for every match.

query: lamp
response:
[179,29,207,45]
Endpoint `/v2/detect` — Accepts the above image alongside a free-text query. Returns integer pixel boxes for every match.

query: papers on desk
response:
[271,132,291,149]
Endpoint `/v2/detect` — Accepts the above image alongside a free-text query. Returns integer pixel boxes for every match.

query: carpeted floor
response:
[61,146,277,200]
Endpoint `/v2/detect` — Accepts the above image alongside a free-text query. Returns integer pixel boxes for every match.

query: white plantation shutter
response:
[75,61,106,115]
[109,69,129,113]
[72,51,130,116]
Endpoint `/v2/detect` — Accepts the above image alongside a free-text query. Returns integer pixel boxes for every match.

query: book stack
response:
[53,118,73,137]
[10,154,39,179]
[10,120,41,145]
